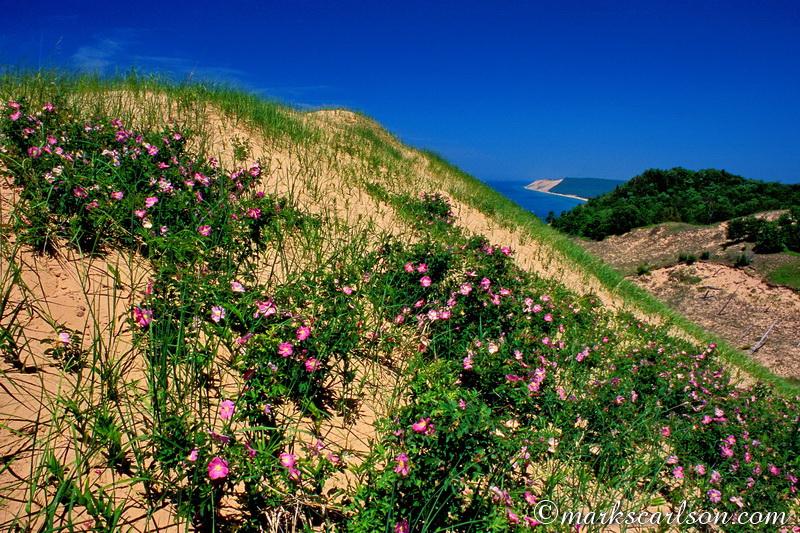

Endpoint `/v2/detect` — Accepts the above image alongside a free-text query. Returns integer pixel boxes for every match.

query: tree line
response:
[550,167,800,241]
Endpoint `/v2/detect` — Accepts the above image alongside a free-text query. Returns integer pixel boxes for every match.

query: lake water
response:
[482,179,585,220]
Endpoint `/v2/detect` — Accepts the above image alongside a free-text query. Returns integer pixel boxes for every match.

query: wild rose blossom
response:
[411,417,434,435]
[296,325,311,341]
[394,453,410,476]
[278,342,294,357]
[280,452,300,480]
[253,299,277,318]
[207,457,229,480]
[463,353,473,370]
[219,399,235,420]
[133,307,153,328]
[210,306,225,323]
[304,357,320,372]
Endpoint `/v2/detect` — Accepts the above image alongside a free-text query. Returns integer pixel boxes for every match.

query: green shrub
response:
[754,221,786,253]
[734,253,753,267]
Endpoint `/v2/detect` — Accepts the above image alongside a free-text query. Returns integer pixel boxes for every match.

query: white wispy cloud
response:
[72,38,122,72]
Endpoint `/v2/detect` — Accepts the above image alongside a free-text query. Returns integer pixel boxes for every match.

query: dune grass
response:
[0,72,798,531]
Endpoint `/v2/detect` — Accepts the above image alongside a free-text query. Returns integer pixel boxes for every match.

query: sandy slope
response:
[581,218,800,379]
[0,91,785,528]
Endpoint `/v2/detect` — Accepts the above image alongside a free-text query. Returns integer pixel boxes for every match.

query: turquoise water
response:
[483,179,585,220]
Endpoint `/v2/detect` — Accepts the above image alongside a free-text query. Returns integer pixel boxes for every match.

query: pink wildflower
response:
[207,457,229,480]
[253,299,276,318]
[133,307,153,328]
[720,444,734,459]
[411,417,434,435]
[394,453,410,476]
[245,442,257,458]
[219,399,235,420]
[58,332,71,345]
[304,357,320,372]
[420,276,432,287]
[394,519,410,533]
[296,325,311,341]
[280,452,300,480]
[231,280,246,293]
[187,448,198,462]
[278,342,294,357]
[197,225,212,236]
[707,489,722,503]
[210,306,225,323]
[145,196,158,208]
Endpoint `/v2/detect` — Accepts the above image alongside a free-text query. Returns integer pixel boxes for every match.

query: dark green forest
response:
[549,177,624,198]
[551,168,800,241]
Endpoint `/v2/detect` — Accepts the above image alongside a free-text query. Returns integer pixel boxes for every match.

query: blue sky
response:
[1,0,799,183]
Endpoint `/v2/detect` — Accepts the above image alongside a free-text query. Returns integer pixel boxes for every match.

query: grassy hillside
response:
[1,74,798,531]
[553,167,800,240]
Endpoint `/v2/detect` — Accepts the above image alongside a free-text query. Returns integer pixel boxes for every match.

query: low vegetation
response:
[553,168,800,240]
[727,208,800,254]
[1,75,798,531]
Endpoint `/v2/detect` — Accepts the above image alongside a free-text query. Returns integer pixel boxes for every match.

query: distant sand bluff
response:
[525,179,588,201]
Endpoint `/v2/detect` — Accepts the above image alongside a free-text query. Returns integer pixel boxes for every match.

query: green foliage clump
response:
[727,208,799,254]
[552,167,800,240]
[734,253,753,267]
